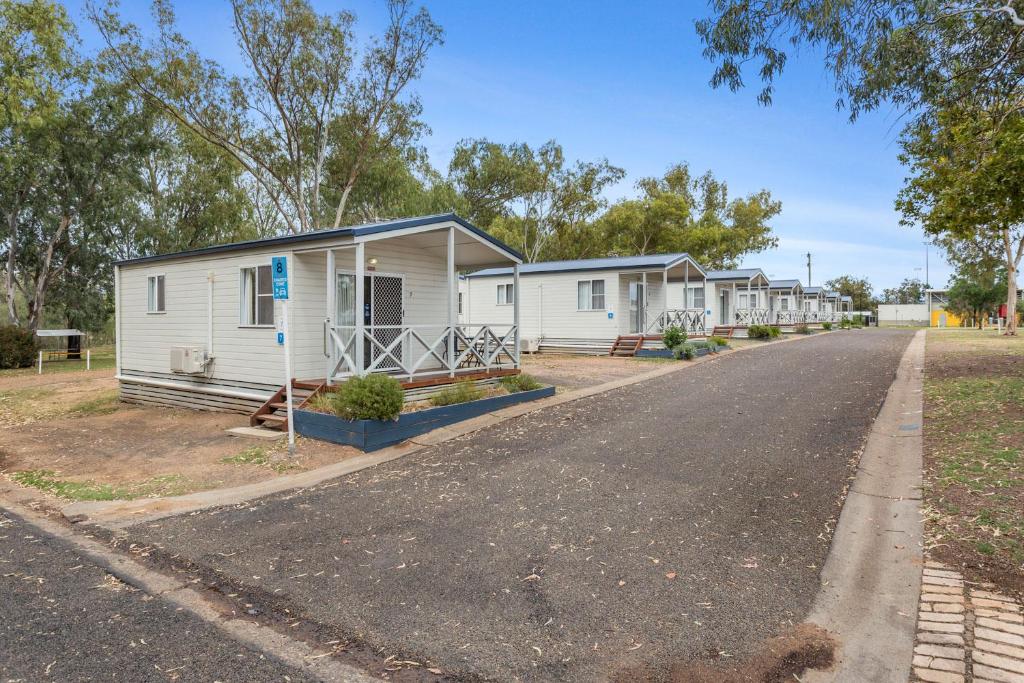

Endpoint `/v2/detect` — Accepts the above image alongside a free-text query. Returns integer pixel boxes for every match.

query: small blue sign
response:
[271,256,289,300]
[607,311,614,319]
[276,331,285,345]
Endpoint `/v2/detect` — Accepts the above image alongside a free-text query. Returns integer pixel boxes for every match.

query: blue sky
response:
[65,0,949,292]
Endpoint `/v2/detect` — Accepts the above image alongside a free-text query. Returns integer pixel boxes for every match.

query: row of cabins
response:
[461,256,850,353]
[112,214,850,420]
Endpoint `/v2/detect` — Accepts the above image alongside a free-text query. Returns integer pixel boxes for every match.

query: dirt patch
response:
[0,402,360,500]
[520,353,670,390]
[613,623,835,683]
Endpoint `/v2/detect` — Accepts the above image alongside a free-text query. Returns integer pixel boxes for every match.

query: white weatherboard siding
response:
[466,271,623,340]
[118,241,453,393]
[119,245,293,390]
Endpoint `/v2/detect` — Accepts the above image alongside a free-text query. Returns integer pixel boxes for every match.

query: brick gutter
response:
[59,331,828,529]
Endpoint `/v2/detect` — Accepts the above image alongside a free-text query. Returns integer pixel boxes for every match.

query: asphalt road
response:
[124,329,913,681]
[0,509,315,683]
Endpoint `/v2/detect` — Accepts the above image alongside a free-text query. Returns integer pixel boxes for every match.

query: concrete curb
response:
[59,331,826,528]
[803,329,925,682]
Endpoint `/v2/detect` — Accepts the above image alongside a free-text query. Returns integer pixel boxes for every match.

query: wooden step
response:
[254,413,286,426]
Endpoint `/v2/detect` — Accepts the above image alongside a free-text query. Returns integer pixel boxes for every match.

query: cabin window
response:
[147,275,165,313]
[577,279,605,310]
[687,287,705,310]
[780,298,789,311]
[804,300,811,311]
[496,283,514,305]
[240,265,274,326]
[458,292,464,315]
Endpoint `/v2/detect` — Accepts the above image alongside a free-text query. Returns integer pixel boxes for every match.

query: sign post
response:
[272,256,295,454]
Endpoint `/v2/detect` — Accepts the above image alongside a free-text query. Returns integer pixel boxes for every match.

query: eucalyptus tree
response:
[898,108,1024,333]
[449,138,624,262]
[824,275,875,311]
[599,163,780,268]
[91,0,442,235]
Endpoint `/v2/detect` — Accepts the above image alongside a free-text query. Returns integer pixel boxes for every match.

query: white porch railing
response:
[328,324,518,382]
[735,307,769,325]
[648,308,707,335]
[774,310,805,324]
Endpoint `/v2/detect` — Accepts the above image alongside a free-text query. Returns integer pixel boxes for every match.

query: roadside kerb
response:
[802,329,926,682]
[56,330,828,528]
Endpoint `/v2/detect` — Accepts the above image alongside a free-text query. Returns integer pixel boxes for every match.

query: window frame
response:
[496,283,514,306]
[146,274,166,314]
[239,264,275,328]
[576,279,606,311]
[687,286,705,310]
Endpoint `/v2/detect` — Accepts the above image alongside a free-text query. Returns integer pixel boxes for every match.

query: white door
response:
[719,289,730,325]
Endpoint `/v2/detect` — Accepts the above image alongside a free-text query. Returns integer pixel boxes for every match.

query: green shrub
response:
[691,340,717,353]
[768,325,782,338]
[0,325,37,369]
[500,373,542,393]
[794,323,812,335]
[839,319,851,329]
[333,374,404,421]
[673,343,696,360]
[747,324,771,339]
[852,314,865,326]
[430,379,484,407]
[822,321,833,331]
[707,335,728,347]
[662,325,686,349]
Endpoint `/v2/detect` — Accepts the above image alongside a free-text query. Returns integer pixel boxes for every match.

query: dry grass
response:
[924,328,1024,589]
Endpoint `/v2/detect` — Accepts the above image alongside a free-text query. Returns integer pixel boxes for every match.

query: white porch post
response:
[354,242,365,376]
[326,248,335,383]
[513,263,521,367]
[447,227,456,377]
[731,282,737,324]
[746,280,751,324]
[641,271,648,333]
[662,268,669,329]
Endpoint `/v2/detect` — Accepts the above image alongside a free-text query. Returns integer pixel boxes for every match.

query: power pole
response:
[924,242,930,288]
[806,252,812,287]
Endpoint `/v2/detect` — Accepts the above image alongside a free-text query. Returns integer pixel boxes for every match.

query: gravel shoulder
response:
[119,329,913,681]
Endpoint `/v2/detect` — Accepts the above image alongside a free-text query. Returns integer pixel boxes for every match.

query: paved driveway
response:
[0,509,315,682]
[125,330,913,681]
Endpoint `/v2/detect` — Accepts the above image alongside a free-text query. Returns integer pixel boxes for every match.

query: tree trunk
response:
[1006,264,1018,335]
[4,212,20,326]
[1003,227,1022,335]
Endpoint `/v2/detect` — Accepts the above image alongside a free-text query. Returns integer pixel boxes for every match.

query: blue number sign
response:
[272,256,289,300]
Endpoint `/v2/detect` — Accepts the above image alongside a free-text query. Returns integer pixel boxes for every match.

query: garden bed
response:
[294,385,556,451]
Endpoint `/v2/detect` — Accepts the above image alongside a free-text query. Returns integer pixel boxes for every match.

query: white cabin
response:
[768,279,806,324]
[463,254,707,352]
[700,269,773,328]
[114,214,523,412]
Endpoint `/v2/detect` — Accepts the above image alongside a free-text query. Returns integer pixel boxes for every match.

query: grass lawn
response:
[924,328,1024,590]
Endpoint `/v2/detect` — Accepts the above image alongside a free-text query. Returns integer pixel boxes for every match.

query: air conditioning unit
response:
[170,346,209,374]
[520,337,541,353]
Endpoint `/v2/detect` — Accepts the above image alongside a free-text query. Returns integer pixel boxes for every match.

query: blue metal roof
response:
[804,286,824,294]
[768,279,803,290]
[841,295,853,302]
[466,253,705,278]
[706,268,767,282]
[115,213,523,266]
